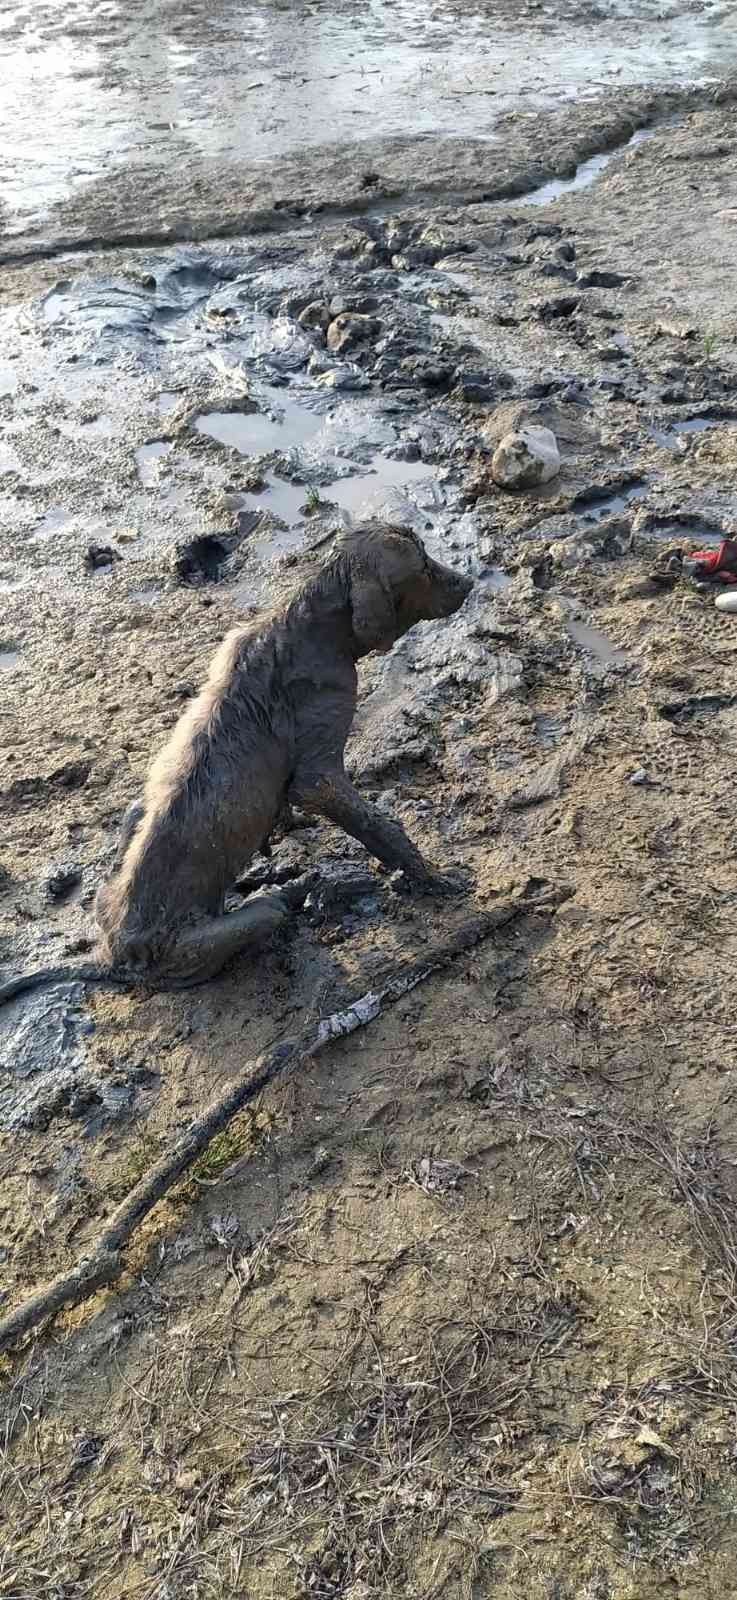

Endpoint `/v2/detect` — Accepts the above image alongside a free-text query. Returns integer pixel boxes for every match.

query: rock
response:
[453,368,508,404]
[531,294,579,320]
[399,354,454,390]
[655,320,697,340]
[715,591,737,614]
[84,543,121,571]
[492,426,561,491]
[168,534,230,583]
[617,576,663,600]
[525,223,563,243]
[629,768,649,785]
[577,268,629,288]
[328,293,379,317]
[384,438,421,462]
[45,862,82,901]
[549,535,597,569]
[298,301,331,332]
[326,313,380,355]
[313,367,370,392]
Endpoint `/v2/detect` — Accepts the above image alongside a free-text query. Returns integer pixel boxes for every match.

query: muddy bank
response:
[4,82,737,268]
[3,91,737,1600]
[2,0,736,259]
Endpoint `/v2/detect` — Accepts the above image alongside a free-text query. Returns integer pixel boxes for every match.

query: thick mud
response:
[2,13,737,1600]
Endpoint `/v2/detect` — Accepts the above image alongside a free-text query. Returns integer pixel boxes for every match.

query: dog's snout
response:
[428,559,473,616]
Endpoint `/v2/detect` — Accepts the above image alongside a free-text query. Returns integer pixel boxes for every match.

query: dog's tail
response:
[0,964,130,1008]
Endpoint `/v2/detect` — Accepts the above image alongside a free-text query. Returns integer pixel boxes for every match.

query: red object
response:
[687,539,737,583]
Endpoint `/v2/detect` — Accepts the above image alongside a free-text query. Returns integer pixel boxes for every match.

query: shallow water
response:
[1,0,734,232]
[566,616,628,666]
[650,413,730,450]
[573,480,648,524]
[250,457,440,559]
[195,402,322,456]
[521,125,657,207]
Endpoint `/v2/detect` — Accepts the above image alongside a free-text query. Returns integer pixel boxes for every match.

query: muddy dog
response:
[0,522,472,1007]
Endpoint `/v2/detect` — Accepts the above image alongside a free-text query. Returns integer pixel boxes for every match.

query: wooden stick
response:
[0,888,561,1355]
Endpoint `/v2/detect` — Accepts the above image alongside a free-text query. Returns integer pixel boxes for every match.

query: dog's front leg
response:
[292,772,455,893]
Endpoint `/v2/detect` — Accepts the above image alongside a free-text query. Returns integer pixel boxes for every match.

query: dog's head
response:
[339,522,473,657]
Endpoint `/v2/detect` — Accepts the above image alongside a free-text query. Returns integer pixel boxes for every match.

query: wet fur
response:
[0,523,472,1006]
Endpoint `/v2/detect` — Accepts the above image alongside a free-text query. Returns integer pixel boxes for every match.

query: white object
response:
[715,590,737,614]
[492,425,561,490]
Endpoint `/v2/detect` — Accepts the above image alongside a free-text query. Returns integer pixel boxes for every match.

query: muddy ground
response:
[3,17,737,1599]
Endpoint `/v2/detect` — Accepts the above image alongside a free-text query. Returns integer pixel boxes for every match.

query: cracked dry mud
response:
[2,7,737,1597]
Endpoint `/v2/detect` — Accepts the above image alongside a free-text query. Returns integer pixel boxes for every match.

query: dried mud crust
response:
[2,106,737,1599]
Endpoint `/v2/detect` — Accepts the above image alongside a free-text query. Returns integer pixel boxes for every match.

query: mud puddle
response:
[573,480,648,524]
[519,125,658,208]
[195,402,321,456]
[649,413,731,450]
[2,0,736,238]
[555,592,629,670]
[250,458,440,560]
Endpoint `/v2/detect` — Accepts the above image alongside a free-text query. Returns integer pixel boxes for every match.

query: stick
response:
[0,887,562,1355]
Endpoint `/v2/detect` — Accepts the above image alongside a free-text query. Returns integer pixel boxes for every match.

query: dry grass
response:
[4,1092,737,1599]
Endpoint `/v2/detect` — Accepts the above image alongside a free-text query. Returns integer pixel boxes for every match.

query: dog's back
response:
[96,616,294,967]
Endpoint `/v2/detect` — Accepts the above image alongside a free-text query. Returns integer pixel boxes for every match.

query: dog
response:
[0,521,472,1007]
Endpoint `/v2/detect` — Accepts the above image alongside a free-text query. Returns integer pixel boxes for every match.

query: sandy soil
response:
[2,24,737,1600]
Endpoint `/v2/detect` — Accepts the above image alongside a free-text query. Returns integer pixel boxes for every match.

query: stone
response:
[399,354,453,390]
[45,862,82,901]
[326,313,380,355]
[491,425,561,491]
[84,543,121,570]
[313,367,370,392]
[577,268,629,288]
[298,301,331,332]
[168,534,229,583]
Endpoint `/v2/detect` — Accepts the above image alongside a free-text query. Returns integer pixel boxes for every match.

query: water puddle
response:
[3,0,735,235]
[195,402,320,456]
[556,592,628,670]
[650,414,728,450]
[249,456,439,560]
[520,126,656,207]
[136,441,172,486]
[566,616,628,668]
[0,649,20,671]
[673,415,720,435]
[644,515,724,546]
[573,480,647,524]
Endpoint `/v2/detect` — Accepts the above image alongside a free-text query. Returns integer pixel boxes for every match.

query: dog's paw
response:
[391,866,472,899]
[425,867,473,899]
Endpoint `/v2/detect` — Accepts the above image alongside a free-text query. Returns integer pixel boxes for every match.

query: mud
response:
[2,12,737,1600]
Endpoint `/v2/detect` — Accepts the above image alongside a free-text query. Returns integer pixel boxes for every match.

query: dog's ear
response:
[349,561,397,654]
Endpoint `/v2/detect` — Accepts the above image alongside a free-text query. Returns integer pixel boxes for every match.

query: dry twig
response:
[0,884,563,1355]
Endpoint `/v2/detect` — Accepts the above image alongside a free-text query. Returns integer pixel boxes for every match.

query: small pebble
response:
[629,769,648,786]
